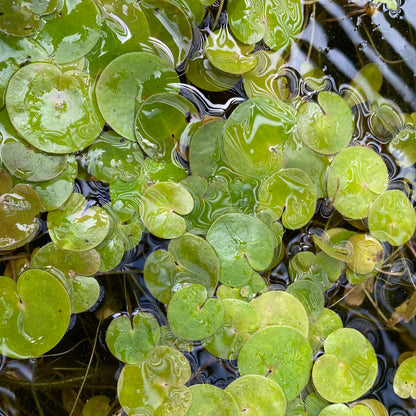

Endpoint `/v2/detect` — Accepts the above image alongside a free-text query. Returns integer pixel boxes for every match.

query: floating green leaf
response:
[206,213,276,286]
[312,328,378,403]
[26,155,78,211]
[181,175,234,235]
[0,184,41,251]
[0,0,59,37]
[238,325,313,402]
[31,241,101,312]
[186,384,239,416]
[242,50,287,100]
[225,374,286,416]
[308,308,343,353]
[346,234,384,275]
[6,63,103,154]
[258,168,317,229]
[222,97,294,179]
[203,298,259,359]
[185,52,240,92]
[106,312,160,364]
[283,132,331,198]
[96,0,150,47]
[327,146,388,219]
[140,0,192,67]
[95,52,179,141]
[47,192,110,252]
[368,190,416,246]
[393,356,416,399]
[118,346,191,416]
[296,91,354,155]
[35,0,102,64]
[227,0,303,51]
[0,36,49,109]
[135,92,199,161]
[205,26,258,75]
[1,140,67,182]
[167,283,224,340]
[0,270,71,358]
[82,396,111,416]
[144,232,219,304]
[87,131,144,183]
[249,290,309,337]
[189,119,227,177]
[287,280,325,324]
[139,181,194,239]
[388,127,416,168]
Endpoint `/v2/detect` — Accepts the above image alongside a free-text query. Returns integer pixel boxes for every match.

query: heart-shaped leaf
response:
[139,181,194,239]
[238,325,313,402]
[312,328,378,403]
[167,283,225,340]
[0,270,71,358]
[106,312,160,364]
[144,232,219,305]
[117,346,191,416]
[47,192,110,252]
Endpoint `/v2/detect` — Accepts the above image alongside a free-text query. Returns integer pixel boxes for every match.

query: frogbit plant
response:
[0,0,415,415]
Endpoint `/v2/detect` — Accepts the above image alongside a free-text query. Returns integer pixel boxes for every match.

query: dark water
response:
[1,0,416,415]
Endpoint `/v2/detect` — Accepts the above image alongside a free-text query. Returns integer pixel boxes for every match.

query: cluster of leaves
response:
[0,0,415,415]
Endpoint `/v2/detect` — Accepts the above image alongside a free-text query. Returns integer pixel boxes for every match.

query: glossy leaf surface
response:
[167,284,225,340]
[139,181,194,239]
[327,146,388,219]
[144,232,219,305]
[118,346,191,416]
[106,312,160,364]
[312,328,378,403]
[6,63,103,154]
[95,52,179,141]
[238,325,313,402]
[258,168,316,229]
[0,270,71,358]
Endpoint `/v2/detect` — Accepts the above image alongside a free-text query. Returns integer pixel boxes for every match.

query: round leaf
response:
[205,27,257,75]
[139,181,194,239]
[1,140,67,182]
[0,270,71,358]
[312,328,378,403]
[296,91,354,155]
[238,325,313,402]
[106,312,160,364]
[6,63,103,154]
[388,127,416,168]
[95,52,179,141]
[186,384,239,416]
[144,232,219,305]
[47,192,110,251]
[167,283,225,340]
[368,190,416,246]
[258,168,317,229]
[249,290,309,337]
[222,97,294,179]
[225,375,287,416]
[87,131,144,183]
[35,0,102,64]
[206,213,276,286]
[393,356,416,399]
[0,184,41,251]
[202,299,259,360]
[327,146,388,219]
[227,0,303,50]
[135,92,199,161]
[118,346,191,416]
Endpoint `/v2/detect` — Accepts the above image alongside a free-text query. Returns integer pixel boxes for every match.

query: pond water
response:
[1,0,416,415]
